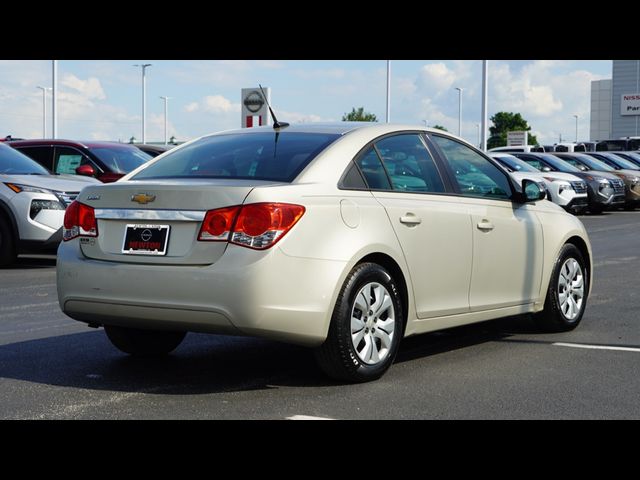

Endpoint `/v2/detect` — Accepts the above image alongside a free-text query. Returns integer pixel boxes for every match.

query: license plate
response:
[122,224,170,255]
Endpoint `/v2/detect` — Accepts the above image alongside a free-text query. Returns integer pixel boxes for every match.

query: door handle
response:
[400,214,422,225]
[477,219,494,231]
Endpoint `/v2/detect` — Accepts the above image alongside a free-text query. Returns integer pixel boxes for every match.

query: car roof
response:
[8,139,140,149]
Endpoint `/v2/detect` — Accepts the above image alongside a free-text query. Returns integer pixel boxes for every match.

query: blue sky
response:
[0,60,612,145]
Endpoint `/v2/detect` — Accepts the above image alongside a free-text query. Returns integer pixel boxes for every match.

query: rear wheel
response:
[0,216,17,267]
[315,262,403,383]
[534,244,588,332]
[104,325,186,357]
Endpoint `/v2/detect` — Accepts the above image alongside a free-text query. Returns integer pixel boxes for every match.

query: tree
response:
[342,107,377,122]
[431,124,448,132]
[487,112,538,149]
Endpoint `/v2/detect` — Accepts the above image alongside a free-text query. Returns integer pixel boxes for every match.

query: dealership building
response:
[590,60,640,141]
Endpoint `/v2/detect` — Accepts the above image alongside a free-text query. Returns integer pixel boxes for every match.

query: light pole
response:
[476,123,480,149]
[134,63,152,144]
[160,96,171,145]
[455,87,463,137]
[386,60,391,123]
[481,60,488,151]
[573,114,579,143]
[52,60,58,139]
[423,119,428,127]
[36,86,51,138]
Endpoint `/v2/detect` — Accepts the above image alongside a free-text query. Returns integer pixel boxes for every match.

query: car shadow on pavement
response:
[1,255,57,270]
[0,314,546,395]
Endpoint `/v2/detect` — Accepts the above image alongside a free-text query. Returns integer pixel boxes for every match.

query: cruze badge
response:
[131,193,156,204]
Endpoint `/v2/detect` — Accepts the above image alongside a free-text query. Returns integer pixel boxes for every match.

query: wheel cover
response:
[558,258,585,321]
[350,282,396,365]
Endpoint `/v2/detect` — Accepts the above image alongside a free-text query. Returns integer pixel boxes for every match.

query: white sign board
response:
[621,93,640,116]
[507,130,528,146]
[241,87,271,127]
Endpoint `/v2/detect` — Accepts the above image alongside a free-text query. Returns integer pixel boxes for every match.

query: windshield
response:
[605,154,640,170]
[494,154,539,173]
[133,132,341,182]
[91,146,151,173]
[539,154,583,173]
[574,154,615,171]
[0,144,50,175]
[596,140,627,151]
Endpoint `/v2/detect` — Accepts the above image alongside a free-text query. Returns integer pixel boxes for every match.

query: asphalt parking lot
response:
[1,210,639,420]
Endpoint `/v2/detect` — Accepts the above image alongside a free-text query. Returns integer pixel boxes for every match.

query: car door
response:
[430,135,544,311]
[354,133,473,319]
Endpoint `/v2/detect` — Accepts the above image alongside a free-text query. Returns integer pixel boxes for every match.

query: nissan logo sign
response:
[243,91,264,113]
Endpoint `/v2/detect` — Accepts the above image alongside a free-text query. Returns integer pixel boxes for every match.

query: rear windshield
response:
[0,144,50,175]
[91,146,151,174]
[132,132,341,182]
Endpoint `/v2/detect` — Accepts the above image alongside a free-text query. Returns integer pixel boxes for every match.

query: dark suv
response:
[8,140,152,183]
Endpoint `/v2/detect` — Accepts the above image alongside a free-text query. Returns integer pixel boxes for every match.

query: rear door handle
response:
[477,219,494,231]
[400,214,422,225]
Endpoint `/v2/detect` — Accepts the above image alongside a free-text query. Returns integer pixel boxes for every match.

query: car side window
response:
[374,134,445,193]
[15,146,54,171]
[54,147,92,175]
[355,147,392,190]
[560,157,581,169]
[431,135,511,199]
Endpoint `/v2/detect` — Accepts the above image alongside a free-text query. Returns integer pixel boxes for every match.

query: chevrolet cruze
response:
[56,124,592,382]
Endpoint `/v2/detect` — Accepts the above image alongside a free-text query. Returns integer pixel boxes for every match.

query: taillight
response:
[63,201,98,241]
[198,206,241,241]
[197,203,305,250]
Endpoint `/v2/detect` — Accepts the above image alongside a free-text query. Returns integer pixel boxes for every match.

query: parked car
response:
[595,138,640,151]
[0,143,100,265]
[554,152,640,209]
[511,152,625,214]
[606,151,640,168]
[8,140,152,183]
[490,152,588,213]
[489,145,544,153]
[57,123,593,382]
[134,144,174,158]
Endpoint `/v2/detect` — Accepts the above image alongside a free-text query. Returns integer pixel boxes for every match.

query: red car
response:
[7,139,152,183]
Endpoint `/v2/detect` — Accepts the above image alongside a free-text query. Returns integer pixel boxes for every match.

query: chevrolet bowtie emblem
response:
[131,193,156,204]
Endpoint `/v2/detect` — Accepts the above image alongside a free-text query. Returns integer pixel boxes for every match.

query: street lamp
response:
[160,96,171,145]
[386,60,391,123]
[133,63,152,144]
[36,86,51,138]
[573,114,579,143]
[476,123,480,149]
[455,87,463,137]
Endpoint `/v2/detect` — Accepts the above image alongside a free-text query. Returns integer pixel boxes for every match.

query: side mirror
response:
[515,178,546,203]
[579,165,588,171]
[541,166,552,172]
[75,164,96,177]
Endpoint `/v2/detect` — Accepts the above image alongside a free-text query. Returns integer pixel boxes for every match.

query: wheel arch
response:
[355,252,410,334]
[565,235,592,291]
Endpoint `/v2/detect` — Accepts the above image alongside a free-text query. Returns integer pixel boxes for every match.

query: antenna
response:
[259,84,289,129]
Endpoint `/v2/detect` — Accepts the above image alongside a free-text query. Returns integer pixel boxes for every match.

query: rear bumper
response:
[56,241,346,346]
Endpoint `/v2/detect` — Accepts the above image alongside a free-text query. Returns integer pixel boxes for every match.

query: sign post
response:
[241,87,271,127]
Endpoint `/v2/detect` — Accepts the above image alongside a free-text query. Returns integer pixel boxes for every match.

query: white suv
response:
[0,143,100,265]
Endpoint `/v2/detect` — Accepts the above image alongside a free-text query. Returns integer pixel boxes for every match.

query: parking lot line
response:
[553,342,640,353]
[286,415,334,420]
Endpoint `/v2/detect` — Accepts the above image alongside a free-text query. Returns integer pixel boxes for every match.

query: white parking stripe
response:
[553,342,640,353]
[286,415,334,420]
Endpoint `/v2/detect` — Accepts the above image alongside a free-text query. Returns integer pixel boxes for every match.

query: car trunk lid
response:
[75,179,281,265]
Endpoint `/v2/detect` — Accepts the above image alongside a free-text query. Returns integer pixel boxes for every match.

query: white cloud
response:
[202,95,240,113]
[61,74,106,100]
[418,63,457,91]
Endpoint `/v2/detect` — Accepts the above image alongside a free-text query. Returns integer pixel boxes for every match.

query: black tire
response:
[534,244,589,333]
[104,325,186,357]
[315,262,404,383]
[589,204,603,215]
[0,215,17,267]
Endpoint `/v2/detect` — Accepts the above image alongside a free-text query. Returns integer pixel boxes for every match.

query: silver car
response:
[57,124,592,382]
[0,143,99,265]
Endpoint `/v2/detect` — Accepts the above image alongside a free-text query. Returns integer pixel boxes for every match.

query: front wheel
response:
[104,325,186,357]
[315,262,404,383]
[534,244,588,332]
[0,216,17,267]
